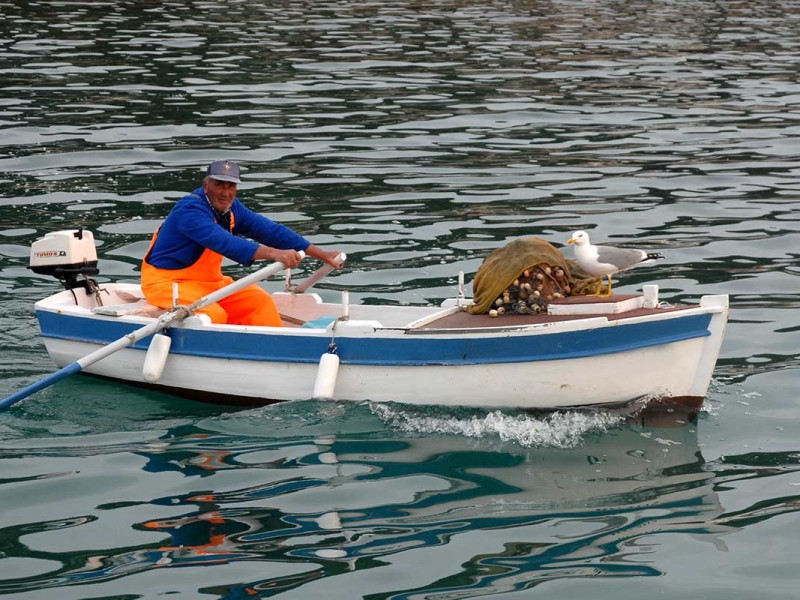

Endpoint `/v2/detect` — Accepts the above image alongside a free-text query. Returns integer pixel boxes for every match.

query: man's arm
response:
[236,204,343,269]
[304,244,344,268]
[252,245,304,268]
[251,244,342,269]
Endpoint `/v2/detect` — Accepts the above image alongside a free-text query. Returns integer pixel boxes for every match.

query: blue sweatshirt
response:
[146,188,311,269]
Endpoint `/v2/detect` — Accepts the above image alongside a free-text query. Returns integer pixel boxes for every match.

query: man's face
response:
[203,178,237,213]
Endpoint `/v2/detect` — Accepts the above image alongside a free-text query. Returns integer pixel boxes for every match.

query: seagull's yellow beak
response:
[567,238,576,245]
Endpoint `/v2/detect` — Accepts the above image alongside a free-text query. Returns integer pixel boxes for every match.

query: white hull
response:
[32,284,729,410]
[44,335,706,407]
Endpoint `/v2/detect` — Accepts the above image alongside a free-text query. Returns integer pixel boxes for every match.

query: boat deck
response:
[420,295,690,330]
[44,285,694,333]
[419,306,687,330]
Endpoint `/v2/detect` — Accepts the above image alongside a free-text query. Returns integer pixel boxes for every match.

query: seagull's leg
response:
[606,276,613,296]
[594,278,603,295]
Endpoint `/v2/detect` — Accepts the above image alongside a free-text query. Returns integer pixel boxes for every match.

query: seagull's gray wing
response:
[594,245,647,271]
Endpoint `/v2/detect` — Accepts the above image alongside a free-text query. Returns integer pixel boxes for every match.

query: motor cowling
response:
[30,229,100,290]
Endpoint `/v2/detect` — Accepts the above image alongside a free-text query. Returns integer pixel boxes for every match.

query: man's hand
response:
[306,245,346,269]
[255,246,304,268]
[276,249,304,268]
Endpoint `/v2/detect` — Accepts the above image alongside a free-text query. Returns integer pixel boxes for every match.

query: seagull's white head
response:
[567,230,591,246]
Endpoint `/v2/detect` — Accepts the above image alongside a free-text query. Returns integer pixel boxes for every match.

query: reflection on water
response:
[2,0,800,598]
[0,404,718,596]
[2,401,799,597]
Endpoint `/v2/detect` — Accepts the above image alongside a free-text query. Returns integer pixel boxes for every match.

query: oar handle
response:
[189,250,304,311]
[0,254,300,411]
[293,253,346,294]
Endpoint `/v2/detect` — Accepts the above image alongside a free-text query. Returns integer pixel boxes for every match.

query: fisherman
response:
[141,160,342,326]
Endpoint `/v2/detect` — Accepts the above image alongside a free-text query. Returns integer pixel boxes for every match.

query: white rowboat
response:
[9,229,728,411]
[32,281,728,410]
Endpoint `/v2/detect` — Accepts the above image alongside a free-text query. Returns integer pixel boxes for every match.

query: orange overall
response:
[141,221,283,327]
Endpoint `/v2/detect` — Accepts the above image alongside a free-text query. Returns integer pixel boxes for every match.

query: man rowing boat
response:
[141,160,342,326]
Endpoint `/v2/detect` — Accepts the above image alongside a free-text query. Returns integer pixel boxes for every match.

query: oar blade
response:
[0,362,82,411]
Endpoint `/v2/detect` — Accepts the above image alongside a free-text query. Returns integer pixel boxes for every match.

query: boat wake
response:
[369,402,626,448]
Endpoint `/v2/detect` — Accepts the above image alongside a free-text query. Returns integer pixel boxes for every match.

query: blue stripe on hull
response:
[36,310,712,366]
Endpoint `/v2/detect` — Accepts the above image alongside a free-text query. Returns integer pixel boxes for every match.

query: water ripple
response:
[2,1,800,597]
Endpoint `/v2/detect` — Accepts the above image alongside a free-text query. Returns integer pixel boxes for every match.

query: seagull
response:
[567,230,665,296]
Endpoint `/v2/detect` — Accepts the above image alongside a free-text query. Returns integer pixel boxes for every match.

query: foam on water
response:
[370,403,625,448]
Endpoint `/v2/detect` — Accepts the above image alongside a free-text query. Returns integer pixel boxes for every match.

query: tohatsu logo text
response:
[34,251,67,258]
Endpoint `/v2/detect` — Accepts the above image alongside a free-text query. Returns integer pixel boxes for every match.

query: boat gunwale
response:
[34,305,717,367]
[34,284,723,339]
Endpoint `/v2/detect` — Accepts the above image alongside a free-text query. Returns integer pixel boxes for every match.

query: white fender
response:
[143,333,171,383]
[312,352,340,400]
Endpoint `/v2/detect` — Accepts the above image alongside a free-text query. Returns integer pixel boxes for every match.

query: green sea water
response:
[1,1,799,598]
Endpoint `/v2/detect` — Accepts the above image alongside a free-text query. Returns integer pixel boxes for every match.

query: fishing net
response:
[467,237,603,315]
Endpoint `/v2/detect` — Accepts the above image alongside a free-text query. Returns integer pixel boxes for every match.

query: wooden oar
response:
[280,255,347,326]
[0,254,302,411]
[291,253,346,294]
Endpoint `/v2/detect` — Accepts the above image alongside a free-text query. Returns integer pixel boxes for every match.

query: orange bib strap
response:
[140,223,282,326]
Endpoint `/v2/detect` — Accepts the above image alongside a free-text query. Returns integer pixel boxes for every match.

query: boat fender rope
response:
[313,318,345,400]
[326,318,341,355]
[325,314,350,357]
[328,314,350,354]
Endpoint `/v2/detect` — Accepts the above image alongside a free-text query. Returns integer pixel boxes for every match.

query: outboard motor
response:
[30,229,100,293]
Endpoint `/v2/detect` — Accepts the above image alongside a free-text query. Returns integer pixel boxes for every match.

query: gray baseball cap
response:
[206,160,241,184]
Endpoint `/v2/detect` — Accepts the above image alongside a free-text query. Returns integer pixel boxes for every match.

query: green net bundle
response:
[467,237,604,316]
